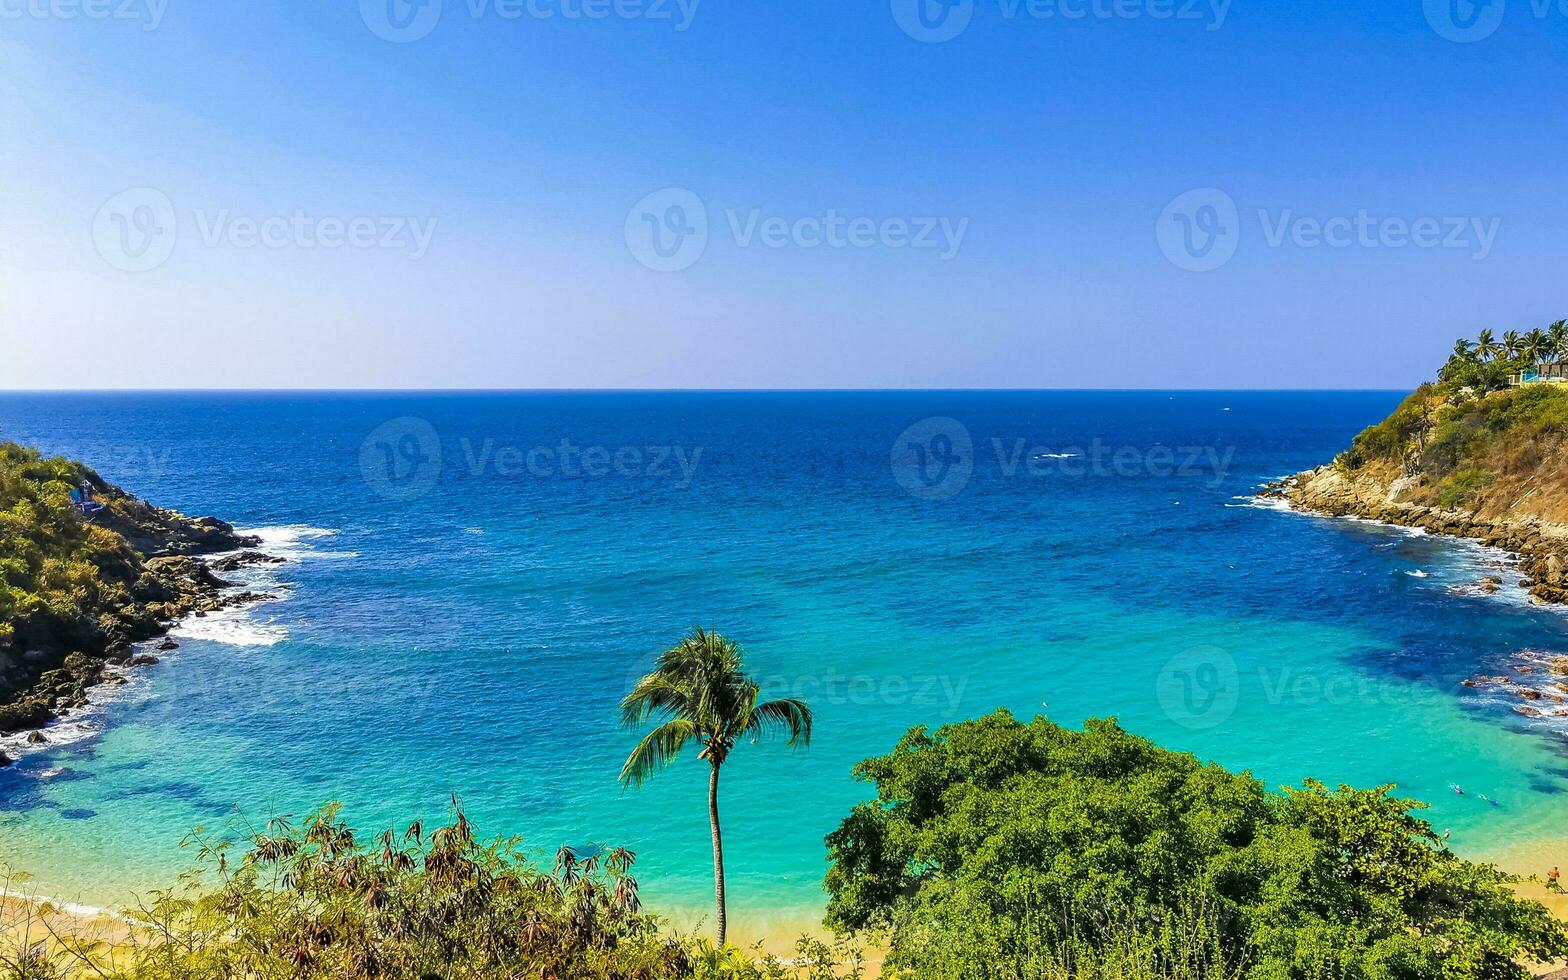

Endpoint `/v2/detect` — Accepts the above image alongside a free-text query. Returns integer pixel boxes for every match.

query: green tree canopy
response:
[824,711,1567,980]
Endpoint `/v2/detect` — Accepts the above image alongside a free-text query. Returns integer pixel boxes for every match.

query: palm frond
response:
[618,719,696,787]
[620,674,694,727]
[745,698,814,748]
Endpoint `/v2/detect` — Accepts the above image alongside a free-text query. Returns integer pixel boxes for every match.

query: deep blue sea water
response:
[3,391,1568,932]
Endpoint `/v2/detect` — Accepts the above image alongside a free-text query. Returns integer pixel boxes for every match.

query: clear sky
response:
[1,0,1565,389]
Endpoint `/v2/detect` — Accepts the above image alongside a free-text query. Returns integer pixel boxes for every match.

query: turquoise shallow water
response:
[1,391,1567,927]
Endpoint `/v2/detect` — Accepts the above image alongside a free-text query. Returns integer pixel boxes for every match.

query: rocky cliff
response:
[1264,381,1568,605]
[0,444,267,743]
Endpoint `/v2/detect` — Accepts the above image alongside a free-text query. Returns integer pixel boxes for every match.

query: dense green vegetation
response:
[0,441,252,736]
[620,628,814,945]
[823,711,1567,979]
[0,443,133,646]
[0,443,147,730]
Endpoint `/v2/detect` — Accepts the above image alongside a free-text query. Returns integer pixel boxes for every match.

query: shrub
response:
[2,805,877,980]
[1439,468,1494,510]
[1339,387,1438,470]
[824,711,1568,980]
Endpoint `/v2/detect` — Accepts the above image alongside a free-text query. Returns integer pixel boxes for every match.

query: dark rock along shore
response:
[0,476,277,742]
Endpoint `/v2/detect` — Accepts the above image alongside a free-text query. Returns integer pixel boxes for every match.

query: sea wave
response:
[237,525,358,561]
[1227,494,1292,512]
[0,884,121,922]
[179,525,350,647]
[170,604,287,647]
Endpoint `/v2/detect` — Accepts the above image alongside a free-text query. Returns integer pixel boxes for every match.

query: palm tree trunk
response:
[709,760,727,945]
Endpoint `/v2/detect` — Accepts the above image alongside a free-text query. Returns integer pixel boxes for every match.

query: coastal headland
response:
[0,443,278,749]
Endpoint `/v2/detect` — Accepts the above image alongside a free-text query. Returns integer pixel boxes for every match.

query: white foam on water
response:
[0,886,121,922]
[177,525,351,647]
[1407,570,1429,578]
[236,525,358,561]
[170,604,287,647]
[1227,494,1292,512]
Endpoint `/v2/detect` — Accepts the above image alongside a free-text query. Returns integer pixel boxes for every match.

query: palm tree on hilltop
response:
[1524,328,1551,366]
[1502,330,1524,361]
[1549,321,1568,364]
[1475,329,1501,362]
[1451,339,1474,361]
[619,628,812,946]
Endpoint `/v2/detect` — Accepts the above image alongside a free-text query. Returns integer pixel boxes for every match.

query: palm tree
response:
[1524,328,1550,366]
[619,628,812,945]
[1502,330,1524,361]
[1475,329,1501,362]
[1548,321,1568,363]
[1451,339,1474,361]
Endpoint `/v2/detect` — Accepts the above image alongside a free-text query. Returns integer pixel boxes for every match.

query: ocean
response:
[2,391,1566,930]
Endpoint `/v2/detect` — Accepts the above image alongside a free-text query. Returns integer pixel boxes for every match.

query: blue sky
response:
[1,0,1565,389]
